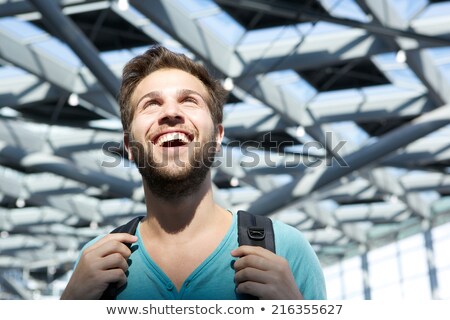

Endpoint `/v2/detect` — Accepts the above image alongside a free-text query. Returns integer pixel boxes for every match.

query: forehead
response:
[132,68,209,103]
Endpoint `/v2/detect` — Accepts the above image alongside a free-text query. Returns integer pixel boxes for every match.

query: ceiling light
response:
[389,195,399,204]
[0,106,19,117]
[222,77,234,91]
[396,50,407,63]
[90,221,98,229]
[296,126,306,138]
[117,0,129,11]
[230,177,239,187]
[48,266,56,276]
[68,93,79,106]
[16,198,25,208]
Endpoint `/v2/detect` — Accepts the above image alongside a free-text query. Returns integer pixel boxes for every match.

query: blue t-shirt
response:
[80,213,326,299]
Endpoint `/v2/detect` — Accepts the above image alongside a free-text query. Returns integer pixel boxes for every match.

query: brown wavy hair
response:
[118,46,228,132]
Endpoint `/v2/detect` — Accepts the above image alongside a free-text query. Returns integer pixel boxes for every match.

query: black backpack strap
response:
[237,210,275,300]
[100,216,144,300]
[237,210,275,253]
[110,216,144,237]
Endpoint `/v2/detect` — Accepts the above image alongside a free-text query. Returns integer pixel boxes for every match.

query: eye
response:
[142,99,161,109]
[182,96,198,105]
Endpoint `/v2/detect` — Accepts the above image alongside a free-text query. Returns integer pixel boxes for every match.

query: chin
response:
[157,166,194,181]
[140,164,210,200]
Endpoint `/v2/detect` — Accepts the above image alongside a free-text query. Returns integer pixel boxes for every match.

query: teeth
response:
[156,132,190,146]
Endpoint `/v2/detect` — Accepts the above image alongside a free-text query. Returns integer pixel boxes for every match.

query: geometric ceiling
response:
[1,0,450,299]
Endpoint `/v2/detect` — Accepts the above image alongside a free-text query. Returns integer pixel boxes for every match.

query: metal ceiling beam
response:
[130,0,386,77]
[0,143,138,198]
[0,207,69,231]
[0,0,33,17]
[403,51,447,106]
[0,165,145,224]
[0,0,110,19]
[28,0,120,116]
[301,0,450,220]
[382,136,450,167]
[334,201,409,223]
[1,64,429,131]
[0,117,120,153]
[319,171,450,203]
[237,60,446,219]
[238,69,430,129]
[0,235,46,253]
[300,199,369,244]
[355,0,447,107]
[0,274,33,300]
[215,0,450,47]
[223,85,431,133]
[302,227,348,245]
[0,0,448,289]
[0,119,139,199]
[248,104,450,215]
[0,119,230,216]
[0,18,120,118]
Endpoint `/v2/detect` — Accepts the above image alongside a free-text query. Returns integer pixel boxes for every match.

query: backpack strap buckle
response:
[238,211,275,253]
[247,226,265,240]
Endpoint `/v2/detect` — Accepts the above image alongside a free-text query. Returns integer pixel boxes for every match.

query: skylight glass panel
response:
[32,39,81,68]
[329,121,369,147]
[389,0,428,21]
[439,64,450,82]
[100,49,134,65]
[0,65,27,79]
[309,21,351,35]
[372,53,423,88]
[173,0,218,14]
[387,68,424,88]
[197,12,245,45]
[418,1,450,19]
[283,77,317,103]
[0,17,44,41]
[320,0,370,22]
[239,25,301,46]
[425,47,450,63]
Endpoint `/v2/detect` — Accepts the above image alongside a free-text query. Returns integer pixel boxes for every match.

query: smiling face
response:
[126,68,224,199]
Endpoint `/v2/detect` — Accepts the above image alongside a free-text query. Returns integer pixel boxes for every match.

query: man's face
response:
[126,68,223,198]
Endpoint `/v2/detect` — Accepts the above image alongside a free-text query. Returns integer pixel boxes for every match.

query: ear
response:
[215,124,224,152]
[124,132,134,161]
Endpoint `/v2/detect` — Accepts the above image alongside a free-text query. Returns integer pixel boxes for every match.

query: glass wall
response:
[323,221,450,300]
[434,222,450,299]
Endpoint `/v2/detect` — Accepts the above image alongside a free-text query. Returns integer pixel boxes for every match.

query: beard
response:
[129,131,218,200]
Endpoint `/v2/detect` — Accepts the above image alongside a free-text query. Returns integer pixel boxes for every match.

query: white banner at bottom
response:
[1,300,448,320]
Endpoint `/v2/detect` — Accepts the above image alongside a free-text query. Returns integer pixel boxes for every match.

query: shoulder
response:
[272,219,310,252]
[272,219,318,266]
[272,219,327,300]
[272,219,317,262]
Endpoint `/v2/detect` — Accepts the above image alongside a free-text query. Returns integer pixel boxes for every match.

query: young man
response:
[61,46,326,300]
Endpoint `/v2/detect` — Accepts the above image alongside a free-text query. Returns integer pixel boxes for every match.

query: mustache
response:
[145,124,197,142]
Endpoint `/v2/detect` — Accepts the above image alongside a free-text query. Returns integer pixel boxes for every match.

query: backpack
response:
[100,210,275,299]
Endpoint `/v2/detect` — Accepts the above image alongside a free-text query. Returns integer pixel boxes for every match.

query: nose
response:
[159,101,184,125]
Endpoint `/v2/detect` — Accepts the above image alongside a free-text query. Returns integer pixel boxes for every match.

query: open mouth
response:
[153,132,193,148]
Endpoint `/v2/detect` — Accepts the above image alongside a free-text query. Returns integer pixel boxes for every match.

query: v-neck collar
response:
[135,213,236,298]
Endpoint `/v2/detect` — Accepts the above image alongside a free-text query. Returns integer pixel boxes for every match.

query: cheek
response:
[131,116,156,137]
[191,110,215,130]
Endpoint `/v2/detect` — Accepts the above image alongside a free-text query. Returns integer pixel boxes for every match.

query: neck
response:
[142,172,220,237]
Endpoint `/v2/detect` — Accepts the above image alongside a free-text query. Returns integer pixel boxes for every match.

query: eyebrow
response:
[177,89,208,105]
[135,89,206,108]
[135,90,162,108]
[177,89,206,102]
